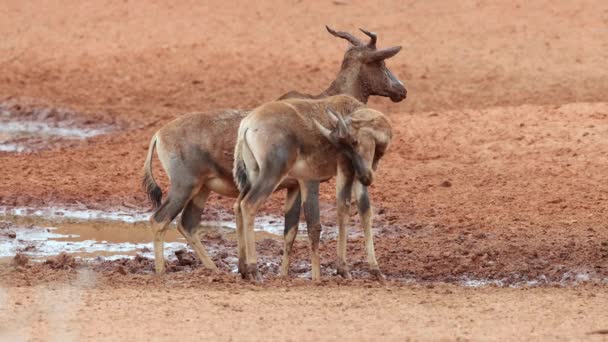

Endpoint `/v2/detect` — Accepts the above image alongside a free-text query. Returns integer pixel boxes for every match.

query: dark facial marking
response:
[341,146,372,186]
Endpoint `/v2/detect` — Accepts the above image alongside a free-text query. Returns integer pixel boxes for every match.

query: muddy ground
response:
[1,0,608,340]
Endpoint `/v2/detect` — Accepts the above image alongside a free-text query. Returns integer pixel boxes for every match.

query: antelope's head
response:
[314,108,375,186]
[327,26,407,103]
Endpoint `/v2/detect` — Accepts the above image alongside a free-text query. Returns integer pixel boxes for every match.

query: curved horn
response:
[326,25,363,46]
[359,28,377,49]
[362,46,402,63]
[313,118,333,142]
[326,108,349,137]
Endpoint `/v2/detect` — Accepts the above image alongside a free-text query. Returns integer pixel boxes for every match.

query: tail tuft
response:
[234,158,250,194]
[142,134,162,209]
[143,173,162,209]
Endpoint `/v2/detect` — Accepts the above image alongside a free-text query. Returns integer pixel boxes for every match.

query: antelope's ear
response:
[362,46,402,63]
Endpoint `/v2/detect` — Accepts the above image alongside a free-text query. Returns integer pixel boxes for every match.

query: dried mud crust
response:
[1,1,608,288]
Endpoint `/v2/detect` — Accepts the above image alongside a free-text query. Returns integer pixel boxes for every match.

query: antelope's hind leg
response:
[239,174,284,282]
[281,187,302,277]
[150,183,196,274]
[241,166,293,281]
[177,187,218,271]
[150,216,171,275]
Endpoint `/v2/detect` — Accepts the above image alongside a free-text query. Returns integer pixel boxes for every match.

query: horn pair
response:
[313,108,349,142]
[325,26,401,62]
[326,26,376,48]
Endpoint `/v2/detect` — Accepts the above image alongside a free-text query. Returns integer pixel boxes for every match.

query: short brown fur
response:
[143,27,405,275]
[233,95,392,281]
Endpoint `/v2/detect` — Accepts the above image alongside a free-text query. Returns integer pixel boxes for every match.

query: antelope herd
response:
[142,26,406,281]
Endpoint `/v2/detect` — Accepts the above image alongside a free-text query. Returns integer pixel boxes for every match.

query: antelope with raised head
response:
[143,27,405,275]
[233,95,392,281]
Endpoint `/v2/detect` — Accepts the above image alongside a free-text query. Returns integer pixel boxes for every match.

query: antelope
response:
[234,95,392,281]
[143,26,406,275]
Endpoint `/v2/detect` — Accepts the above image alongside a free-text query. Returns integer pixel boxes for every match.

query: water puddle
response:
[0,206,298,235]
[0,216,184,262]
[0,206,291,265]
[0,102,113,153]
[0,121,109,139]
[1,207,604,285]
[0,207,151,224]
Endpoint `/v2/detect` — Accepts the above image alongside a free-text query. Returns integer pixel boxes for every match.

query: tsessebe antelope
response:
[233,95,392,281]
[143,27,405,275]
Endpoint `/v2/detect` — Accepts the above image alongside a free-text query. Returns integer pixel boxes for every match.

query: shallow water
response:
[0,119,111,153]
[0,207,287,264]
[1,210,604,286]
[0,206,299,235]
[0,215,185,262]
[0,121,109,138]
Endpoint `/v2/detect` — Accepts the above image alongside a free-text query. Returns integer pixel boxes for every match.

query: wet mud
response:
[0,100,117,152]
[1,208,606,288]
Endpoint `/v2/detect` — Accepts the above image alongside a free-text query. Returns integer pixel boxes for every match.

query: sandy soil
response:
[2,280,608,341]
[1,0,608,340]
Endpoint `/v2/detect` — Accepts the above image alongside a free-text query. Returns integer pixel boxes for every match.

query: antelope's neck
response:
[319,72,369,103]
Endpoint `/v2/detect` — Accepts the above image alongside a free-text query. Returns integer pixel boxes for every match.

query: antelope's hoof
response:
[238,259,248,278]
[206,266,220,274]
[155,263,166,276]
[336,265,352,280]
[247,263,262,283]
[370,268,385,282]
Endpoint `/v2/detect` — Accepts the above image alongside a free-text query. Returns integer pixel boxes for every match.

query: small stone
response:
[440,180,452,187]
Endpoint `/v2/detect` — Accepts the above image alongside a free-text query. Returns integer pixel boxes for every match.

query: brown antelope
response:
[143,27,405,275]
[233,95,392,282]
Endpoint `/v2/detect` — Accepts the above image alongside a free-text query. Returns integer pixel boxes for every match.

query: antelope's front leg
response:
[353,181,384,281]
[233,195,247,278]
[281,187,301,277]
[301,181,322,281]
[335,168,353,279]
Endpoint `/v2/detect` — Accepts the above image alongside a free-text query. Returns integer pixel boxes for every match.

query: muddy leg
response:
[234,194,247,277]
[241,173,287,282]
[177,188,218,271]
[353,181,383,281]
[150,184,194,274]
[301,181,322,281]
[335,167,354,279]
[151,219,170,274]
[281,187,301,277]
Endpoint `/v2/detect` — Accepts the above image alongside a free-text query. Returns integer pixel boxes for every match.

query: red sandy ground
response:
[1,0,608,340]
